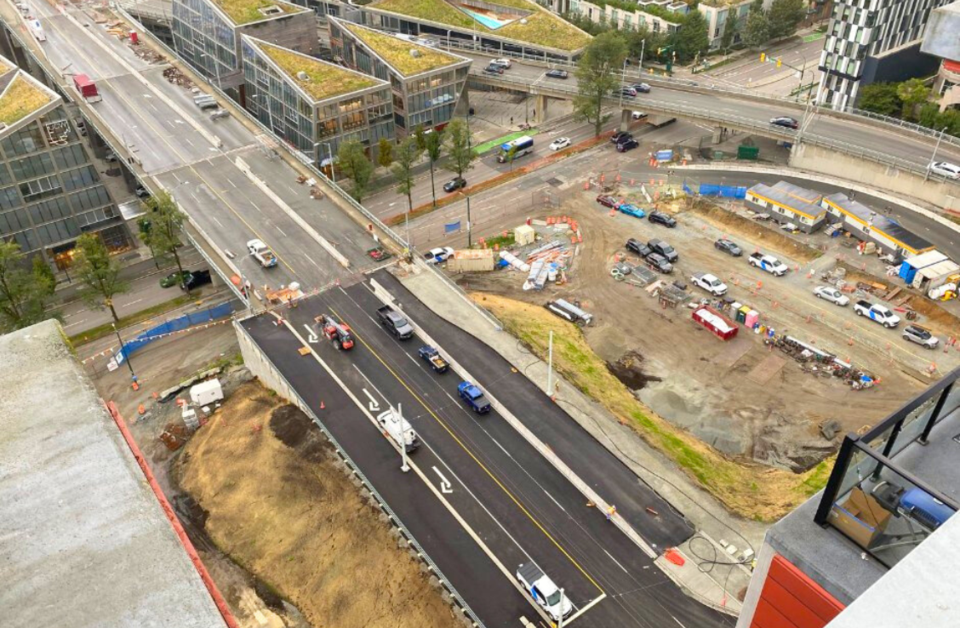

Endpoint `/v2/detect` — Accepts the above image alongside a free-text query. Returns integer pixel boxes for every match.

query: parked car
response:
[483,64,503,75]
[854,300,901,328]
[902,324,939,349]
[691,272,728,296]
[423,246,454,264]
[135,184,150,199]
[646,252,673,273]
[648,238,678,262]
[616,138,639,152]
[104,150,118,162]
[618,86,637,98]
[596,194,619,208]
[626,238,650,257]
[929,161,960,180]
[180,269,212,291]
[549,137,571,151]
[648,210,677,228]
[458,381,491,413]
[714,238,742,257]
[618,203,645,218]
[545,69,568,79]
[631,111,648,120]
[611,131,632,144]
[443,177,467,193]
[769,116,799,130]
[632,82,651,93]
[813,285,850,306]
[160,270,190,288]
[748,252,788,276]
[491,58,512,69]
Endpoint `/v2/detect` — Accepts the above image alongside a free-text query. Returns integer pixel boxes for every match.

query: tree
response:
[767,0,805,40]
[742,8,770,48]
[337,140,375,203]
[74,233,128,324]
[0,242,55,331]
[392,137,421,247]
[137,217,160,269]
[574,31,628,137]
[443,117,476,181]
[413,125,428,152]
[720,13,740,52]
[377,138,394,169]
[505,144,519,171]
[673,10,709,64]
[32,256,56,298]
[896,78,930,120]
[423,128,444,208]
[143,191,189,291]
[858,82,902,117]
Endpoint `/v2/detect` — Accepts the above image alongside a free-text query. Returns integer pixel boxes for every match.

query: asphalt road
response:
[244,277,732,628]
[700,37,825,96]
[30,1,377,292]
[462,51,960,179]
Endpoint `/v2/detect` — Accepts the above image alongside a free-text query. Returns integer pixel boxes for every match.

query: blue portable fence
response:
[117,301,233,363]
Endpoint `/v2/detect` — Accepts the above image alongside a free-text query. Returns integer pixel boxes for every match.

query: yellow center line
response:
[41,11,297,275]
[329,305,605,596]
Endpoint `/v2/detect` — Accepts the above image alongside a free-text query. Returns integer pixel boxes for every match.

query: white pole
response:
[925,127,946,182]
[639,38,645,76]
[547,330,554,397]
[398,403,410,473]
[557,588,566,628]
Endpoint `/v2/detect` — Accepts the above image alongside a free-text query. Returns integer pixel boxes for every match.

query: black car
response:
[626,238,651,257]
[135,185,150,199]
[632,83,651,93]
[181,269,212,291]
[545,69,568,79]
[769,116,799,130]
[647,238,678,262]
[611,131,632,144]
[714,238,742,257]
[648,210,677,228]
[616,138,639,152]
[443,177,467,193]
[483,64,504,75]
[646,252,673,273]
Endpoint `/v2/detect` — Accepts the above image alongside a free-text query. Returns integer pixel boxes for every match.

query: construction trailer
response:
[899,250,949,284]
[820,193,935,257]
[745,182,827,233]
[448,249,495,273]
[692,305,739,341]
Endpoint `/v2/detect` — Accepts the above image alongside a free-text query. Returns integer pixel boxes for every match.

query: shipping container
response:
[448,249,494,272]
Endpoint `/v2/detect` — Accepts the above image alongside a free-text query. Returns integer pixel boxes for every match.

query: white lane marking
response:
[62,319,87,330]
[121,298,143,307]
[251,203,263,214]
[672,616,688,628]
[602,548,629,574]
[211,215,224,229]
[543,488,566,513]
[444,390,458,405]
[362,388,381,412]
[303,324,318,344]
[275,225,287,237]
[227,178,237,188]
[432,466,454,493]
[304,253,321,269]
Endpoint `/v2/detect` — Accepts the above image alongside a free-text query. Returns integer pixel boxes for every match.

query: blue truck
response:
[458,381,491,414]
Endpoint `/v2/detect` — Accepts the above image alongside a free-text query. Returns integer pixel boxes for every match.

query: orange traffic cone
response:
[320,400,326,410]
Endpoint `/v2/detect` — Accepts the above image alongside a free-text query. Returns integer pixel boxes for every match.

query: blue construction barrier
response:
[682,180,748,199]
[117,301,233,362]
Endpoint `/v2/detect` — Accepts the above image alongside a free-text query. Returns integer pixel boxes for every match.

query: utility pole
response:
[557,589,566,628]
[398,403,410,473]
[112,322,137,383]
[547,330,554,397]
[639,39,645,75]
[925,127,948,182]
[466,195,472,248]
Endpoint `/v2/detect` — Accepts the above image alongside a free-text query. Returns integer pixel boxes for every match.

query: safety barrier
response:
[684,182,748,199]
[119,301,234,360]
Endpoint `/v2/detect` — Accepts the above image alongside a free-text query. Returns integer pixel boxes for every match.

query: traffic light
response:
[777,57,782,68]
[760,53,766,63]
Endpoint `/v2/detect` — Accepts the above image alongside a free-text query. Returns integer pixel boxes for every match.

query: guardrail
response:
[235,318,485,628]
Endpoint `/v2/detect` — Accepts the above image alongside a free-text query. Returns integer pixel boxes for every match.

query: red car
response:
[596,194,619,208]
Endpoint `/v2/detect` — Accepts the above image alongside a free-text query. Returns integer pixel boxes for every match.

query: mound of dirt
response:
[688,199,822,262]
[179,381,456,628]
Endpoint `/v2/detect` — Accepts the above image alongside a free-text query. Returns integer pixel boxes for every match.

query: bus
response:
[497,135,534,163]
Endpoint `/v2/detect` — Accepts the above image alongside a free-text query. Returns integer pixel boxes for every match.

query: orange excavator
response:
[321,314,354,351]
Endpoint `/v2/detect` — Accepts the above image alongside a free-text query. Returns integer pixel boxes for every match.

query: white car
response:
[423,246,454,264]
[491,58,512,69]
[632,111,648,120]
[247,238,278,268]
[549,137,571,151]
[813,285,849,306]
[930,161,960,180]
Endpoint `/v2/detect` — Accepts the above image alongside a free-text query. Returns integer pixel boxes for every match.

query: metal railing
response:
[235,319,485,628]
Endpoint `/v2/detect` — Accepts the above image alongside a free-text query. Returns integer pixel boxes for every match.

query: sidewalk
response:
[392,264,764,616]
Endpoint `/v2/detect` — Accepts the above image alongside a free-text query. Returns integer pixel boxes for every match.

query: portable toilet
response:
[515,224,536,246]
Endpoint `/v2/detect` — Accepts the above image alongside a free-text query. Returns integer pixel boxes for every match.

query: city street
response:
[698,35,826,98]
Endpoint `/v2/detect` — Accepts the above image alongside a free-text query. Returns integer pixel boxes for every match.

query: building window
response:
[1,123,47,157]
[19,175,62,203]
[10,153,57,180]
[0,186,21,211]
[53,144,88,170]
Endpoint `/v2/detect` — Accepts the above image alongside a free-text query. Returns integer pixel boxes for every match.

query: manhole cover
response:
[546,177,563,187]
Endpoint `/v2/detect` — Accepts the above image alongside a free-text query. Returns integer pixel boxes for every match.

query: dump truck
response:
[376,305,414,340]
[516,562,573,622]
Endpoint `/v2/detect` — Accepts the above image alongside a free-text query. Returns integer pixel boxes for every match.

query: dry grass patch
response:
[178,380,456,628]
[0,75,51,125]
[260,44,379,101]
[472,292,831,521]
[345,24,463,76]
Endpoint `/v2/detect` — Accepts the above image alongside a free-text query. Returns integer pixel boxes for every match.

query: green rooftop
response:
[211,0,307,26]
[371,0,591,52]
[343,22,465,76]
[259,42,381,102]
[0,74,52,126]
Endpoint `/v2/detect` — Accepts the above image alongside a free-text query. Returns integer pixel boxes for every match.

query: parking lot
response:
[455,188,960,470]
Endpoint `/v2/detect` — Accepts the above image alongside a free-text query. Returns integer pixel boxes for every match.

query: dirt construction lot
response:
[459,190,960,472]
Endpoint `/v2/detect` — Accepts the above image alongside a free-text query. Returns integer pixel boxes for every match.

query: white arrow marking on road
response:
[362,388,381,412]
[432,466,454,494]
[303,324,319,344]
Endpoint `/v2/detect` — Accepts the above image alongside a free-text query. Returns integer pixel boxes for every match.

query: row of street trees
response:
[859,79,960,137]
[740,0,806,49]
[0,191,192,333]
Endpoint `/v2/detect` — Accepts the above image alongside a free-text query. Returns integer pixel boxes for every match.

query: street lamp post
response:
[925,127,948,182]
[199,52,222,89]
[251,93,275,133]
[112,322,137,383]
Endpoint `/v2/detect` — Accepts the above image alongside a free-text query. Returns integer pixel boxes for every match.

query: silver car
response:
[930,161,960,180]
[813,286,849,306]
[902,324,939,349]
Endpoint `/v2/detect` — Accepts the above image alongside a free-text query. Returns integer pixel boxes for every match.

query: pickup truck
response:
[748,252,788,276]
[516,562,573,622]
[691,272,728,296]
[376,408,419,453]
[246,239,278,268]
[376,305,414,340]
[418,345,449,373]
[457,381,491,414]
[854,301,901,328]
